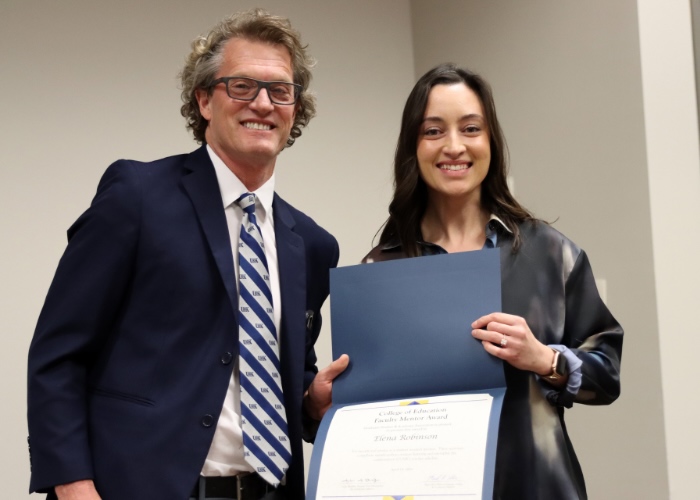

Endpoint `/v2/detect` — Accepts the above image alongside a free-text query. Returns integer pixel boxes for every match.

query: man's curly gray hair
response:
[179,8,316,147]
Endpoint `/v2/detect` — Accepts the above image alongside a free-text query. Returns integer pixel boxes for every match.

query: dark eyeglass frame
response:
[208,76,302,105]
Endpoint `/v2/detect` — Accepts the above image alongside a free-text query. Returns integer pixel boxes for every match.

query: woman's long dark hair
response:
[378,64,535,257]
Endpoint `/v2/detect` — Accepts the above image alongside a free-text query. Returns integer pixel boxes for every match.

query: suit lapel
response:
[181,152,304,380]
[181,147,239,315]
[273,195,306,381]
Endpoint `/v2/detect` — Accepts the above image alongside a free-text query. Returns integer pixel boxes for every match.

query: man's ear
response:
[195,88,213,121]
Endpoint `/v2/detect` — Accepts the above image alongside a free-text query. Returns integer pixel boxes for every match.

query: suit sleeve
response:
[560,250,623,406]
[27,161,141,493]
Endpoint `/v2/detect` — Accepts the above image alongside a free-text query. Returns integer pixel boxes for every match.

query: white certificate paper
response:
[314,394,493,500]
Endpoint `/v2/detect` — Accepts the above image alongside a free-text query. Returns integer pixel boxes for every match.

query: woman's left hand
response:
[471,312,553,375]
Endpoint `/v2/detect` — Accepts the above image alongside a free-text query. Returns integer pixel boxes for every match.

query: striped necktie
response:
[235,192,291,486]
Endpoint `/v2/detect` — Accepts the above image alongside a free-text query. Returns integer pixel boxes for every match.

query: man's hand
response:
[55,479,102,500]
[304,354,350,421]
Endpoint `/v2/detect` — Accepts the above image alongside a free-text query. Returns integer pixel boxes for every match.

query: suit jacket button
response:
[221,352,233,365]
[201,414,214,427]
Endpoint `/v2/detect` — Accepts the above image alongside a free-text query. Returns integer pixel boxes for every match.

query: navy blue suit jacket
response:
[27,146,339,499]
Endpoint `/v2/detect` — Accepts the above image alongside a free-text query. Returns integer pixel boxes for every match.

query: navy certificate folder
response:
[307,248,506,500]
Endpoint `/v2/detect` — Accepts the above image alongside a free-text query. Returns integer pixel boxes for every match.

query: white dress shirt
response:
[201,145,283,476]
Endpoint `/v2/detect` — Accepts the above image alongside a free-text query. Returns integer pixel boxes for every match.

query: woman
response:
[364,64,622,499]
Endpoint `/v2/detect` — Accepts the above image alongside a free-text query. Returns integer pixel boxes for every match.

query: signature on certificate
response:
[426,474,460,482]
[341,477,380,484]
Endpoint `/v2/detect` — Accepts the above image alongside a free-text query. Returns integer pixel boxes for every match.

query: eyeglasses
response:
[209,76,302,105]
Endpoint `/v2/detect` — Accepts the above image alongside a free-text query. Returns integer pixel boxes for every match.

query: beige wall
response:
[3,0,697,498]
[638,1,700,498]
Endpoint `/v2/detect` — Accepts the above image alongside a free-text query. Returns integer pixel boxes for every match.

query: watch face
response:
[555,351,568,375]
[547,350,566,380]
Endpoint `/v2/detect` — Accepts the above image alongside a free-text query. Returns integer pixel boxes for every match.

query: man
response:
[27,9,347,500]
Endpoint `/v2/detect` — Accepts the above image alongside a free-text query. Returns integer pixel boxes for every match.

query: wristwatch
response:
[546,348,568,381]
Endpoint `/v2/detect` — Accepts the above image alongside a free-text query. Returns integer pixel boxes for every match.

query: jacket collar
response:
[378,214,512,252]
